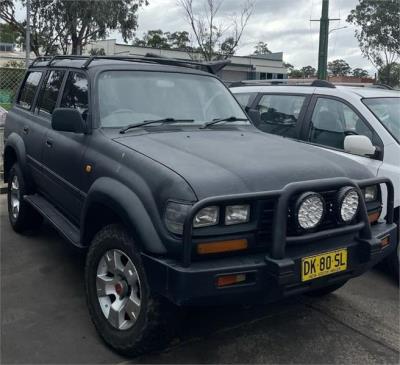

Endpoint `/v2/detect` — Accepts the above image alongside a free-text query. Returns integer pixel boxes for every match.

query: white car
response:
[231,81,400,276]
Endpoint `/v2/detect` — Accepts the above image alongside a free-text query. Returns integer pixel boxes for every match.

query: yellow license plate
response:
[301,248,347,282]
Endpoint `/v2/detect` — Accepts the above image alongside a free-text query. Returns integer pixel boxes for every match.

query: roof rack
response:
[229,78,336,88]
[29,54,230,75]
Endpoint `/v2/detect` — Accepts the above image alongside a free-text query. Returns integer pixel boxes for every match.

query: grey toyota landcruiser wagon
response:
[3,55,397,356]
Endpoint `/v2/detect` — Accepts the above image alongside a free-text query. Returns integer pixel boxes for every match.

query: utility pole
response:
[25,0,31,67]
[311,0,339,80]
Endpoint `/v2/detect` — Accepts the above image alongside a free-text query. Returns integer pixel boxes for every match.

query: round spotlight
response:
[296,192,325,230]
[338,187,359,223]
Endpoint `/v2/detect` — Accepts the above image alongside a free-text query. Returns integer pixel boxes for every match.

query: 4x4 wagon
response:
[3,56,397,356]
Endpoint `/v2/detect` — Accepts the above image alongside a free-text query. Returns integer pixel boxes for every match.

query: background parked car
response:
[231,81,400,277]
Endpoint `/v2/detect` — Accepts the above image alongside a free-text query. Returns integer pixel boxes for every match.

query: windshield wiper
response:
[119,118,194,134]
[200,116,248,129]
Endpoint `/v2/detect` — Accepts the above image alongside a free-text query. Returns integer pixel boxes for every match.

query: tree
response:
[289,69,304,78]
[133,29,171,49]
[166,31,191,50]
[178,0,255,60]
[0,0,148,56]
[347,0,399,81]
[253,42,271,55]
[0,22,19,43]
[284,62,294,72]
[0,0,63,56]
[328,59,352,76]
[379,62,400,87]
[301,65,316,78]
[89,47,106,56]
[352,68,369,78]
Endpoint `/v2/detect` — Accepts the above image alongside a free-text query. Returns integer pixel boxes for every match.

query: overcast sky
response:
[128,0,374,73]
[11,0,375,74]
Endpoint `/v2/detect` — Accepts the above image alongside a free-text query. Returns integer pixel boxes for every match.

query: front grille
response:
[256,199,276,245]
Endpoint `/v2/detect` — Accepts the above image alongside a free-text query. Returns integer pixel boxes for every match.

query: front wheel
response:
[85,224,174,356]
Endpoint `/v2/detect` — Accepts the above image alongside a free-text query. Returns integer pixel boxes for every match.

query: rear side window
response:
[17,71,43,110]
[60,72,88,119]
[37,70,65,114]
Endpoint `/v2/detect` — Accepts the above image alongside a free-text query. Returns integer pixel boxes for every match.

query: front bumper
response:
[143,222,397,306]
[143,176,397,306]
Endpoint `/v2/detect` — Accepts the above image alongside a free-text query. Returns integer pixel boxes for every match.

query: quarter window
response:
[234,93,254,108]
[37,70,65,114]
[309,98,374,150]
[60,72,88,119]
[17,71,42,110]
[256,94,306,138]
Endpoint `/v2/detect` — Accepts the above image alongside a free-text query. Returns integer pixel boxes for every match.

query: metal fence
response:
[0,67,26,110]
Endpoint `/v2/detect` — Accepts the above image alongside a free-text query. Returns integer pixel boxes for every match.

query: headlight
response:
[296,192,325,229]
[225,204,250,225]
[364,185,378,202]
[193,206,219,228]
[164,202,192,234]
[338,187,359,223]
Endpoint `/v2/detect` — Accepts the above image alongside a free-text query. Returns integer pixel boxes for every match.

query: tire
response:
[7,163,43,233]
[306,281,347,297]
[85,224,175,356]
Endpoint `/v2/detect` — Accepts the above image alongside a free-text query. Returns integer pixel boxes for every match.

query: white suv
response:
[231,81,399,276]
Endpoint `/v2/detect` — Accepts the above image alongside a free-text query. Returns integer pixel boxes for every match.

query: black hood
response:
[114,128,372,200]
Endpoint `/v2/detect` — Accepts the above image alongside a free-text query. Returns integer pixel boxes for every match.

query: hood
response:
[114,128,372,200]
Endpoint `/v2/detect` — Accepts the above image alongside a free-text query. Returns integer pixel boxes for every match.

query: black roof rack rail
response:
[29,54,230,75]
[229,79,336,88]
[80,54,230,74]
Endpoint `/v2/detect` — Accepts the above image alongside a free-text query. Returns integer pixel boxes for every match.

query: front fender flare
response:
[4,132,28,181]
[81,177,166,254]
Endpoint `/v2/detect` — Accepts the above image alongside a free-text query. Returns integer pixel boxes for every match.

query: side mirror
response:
[344,135,376,156]
[52,108,85,133]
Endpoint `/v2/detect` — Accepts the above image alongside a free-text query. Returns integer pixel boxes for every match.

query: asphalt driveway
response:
[1,195,399,364]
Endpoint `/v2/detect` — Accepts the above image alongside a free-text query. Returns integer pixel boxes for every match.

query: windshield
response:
[98,71,248,128]
[363,97,400,143]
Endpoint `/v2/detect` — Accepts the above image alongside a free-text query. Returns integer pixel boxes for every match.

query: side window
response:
[60,72,88,120]
[309,98,373,150]
[37,70,65,114]
[17,71,43,110]
[256,94,306,138]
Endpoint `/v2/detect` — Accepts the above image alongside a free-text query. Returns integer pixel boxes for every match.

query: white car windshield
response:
[363,97,400,144]
[98,71,249,128]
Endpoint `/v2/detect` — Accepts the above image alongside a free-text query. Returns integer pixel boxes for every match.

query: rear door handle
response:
[46,139,53,148]
[23,126,29,134]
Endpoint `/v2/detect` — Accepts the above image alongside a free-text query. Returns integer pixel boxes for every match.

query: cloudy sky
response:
[129,0,374,73]
[11,0,374,74]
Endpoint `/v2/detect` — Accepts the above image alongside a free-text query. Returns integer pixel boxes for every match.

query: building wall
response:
[84,39,287,81]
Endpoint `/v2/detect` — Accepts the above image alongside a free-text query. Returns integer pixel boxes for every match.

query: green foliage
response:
[301,65,316,78]
[328,59,352,76]
[289,69,304,78]
[253,42,271,55]
[133,29,192,50]
[347,0,400,69]
[0,0,148,55]
[89,48,106,56]
[378,62,400,87]
[3,60,25,68]
[0,23,19,43]
[352,68,369,78]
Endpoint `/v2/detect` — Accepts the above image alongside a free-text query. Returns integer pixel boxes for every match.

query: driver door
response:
[41,71,89,224]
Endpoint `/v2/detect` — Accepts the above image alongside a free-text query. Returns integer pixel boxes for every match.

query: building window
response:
[260,72,266,80]
[267,73,273,79]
